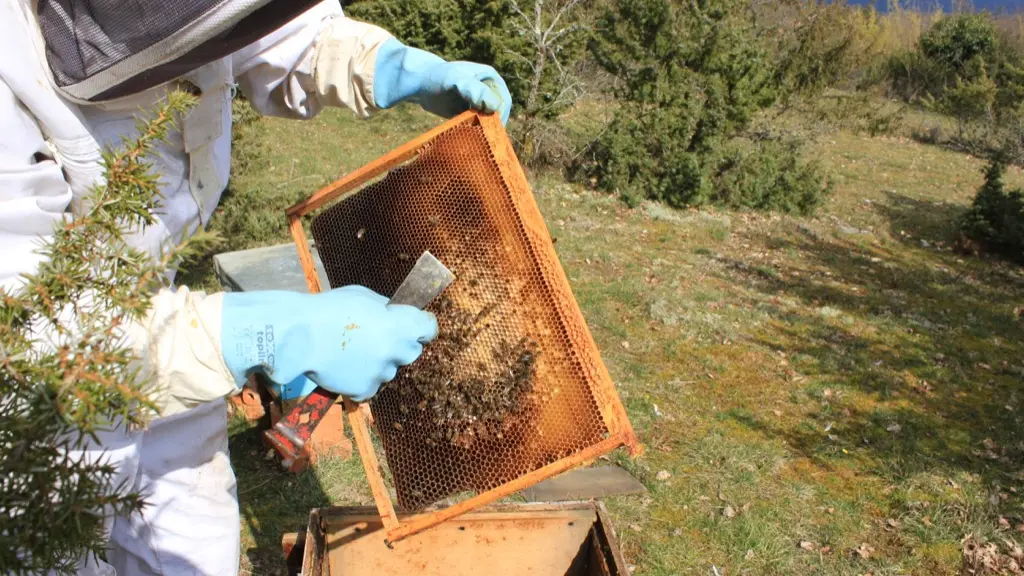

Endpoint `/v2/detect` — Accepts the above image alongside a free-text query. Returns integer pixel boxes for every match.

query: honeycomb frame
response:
[285,111,639,544]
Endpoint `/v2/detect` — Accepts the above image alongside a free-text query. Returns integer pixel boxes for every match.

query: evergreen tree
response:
[584,0,827,212]
[0,93,219,574]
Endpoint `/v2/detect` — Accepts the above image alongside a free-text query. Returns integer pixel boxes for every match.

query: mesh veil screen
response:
[38,0,225,87]
[310,118,613,511]
[36,0,316,100]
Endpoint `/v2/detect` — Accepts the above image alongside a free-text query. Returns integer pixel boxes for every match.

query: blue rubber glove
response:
[373,37,513,125]
[220,286,437,402]
[270,375,318,402]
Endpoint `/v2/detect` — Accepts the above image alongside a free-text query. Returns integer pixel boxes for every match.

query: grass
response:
[183,102,1024,575]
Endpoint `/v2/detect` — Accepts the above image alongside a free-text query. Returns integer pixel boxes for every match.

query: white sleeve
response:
[126,288,238,418]
[231,1,393,119]
[0,94,236,418]
[2,10,236,418]
[0,74,74,292]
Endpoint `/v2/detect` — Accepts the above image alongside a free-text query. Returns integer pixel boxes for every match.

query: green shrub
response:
[885,13,1000,103]
[1,94,220,574]
[346,0,470,61]
[582,0,827,213]
[940,63,998,133]
[712,139,831,215]
[880,13,1024,158]
[768,1,895,98]
[920,13,998,76]
[885,48,949,101]
[962,154,1024,263]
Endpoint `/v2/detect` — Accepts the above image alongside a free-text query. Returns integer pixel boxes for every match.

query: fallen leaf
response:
[672,528,683,537]
[621,341,630,350]
[1016,524,1024,534]
[772,410,783,417]
[722,506,736,518]
[1008,540,1024,561]
[718,491,728,502]
[999,517,1011,529]
[742,502,752,512]
[855,543,875,559]
[655,470,672,481]
[745,550,755,560]
[799,541,817,551]
[911,381,934,395]
[629,524,642,533]
[886,423,902,434]
[823,388,834,399]
[820,546,832,554]
[923,516,933,527]
[886,518,902,529]
[983,438,999,451]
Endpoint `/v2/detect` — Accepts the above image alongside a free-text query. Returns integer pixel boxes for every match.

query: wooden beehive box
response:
[283,502,629,576]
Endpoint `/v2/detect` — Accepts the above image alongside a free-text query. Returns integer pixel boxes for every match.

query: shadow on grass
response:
[715,209,1023,498]
[228,416,331,576]
[875,190,968,246]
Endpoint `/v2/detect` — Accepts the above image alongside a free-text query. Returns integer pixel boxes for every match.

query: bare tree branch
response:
[543,0,585,40]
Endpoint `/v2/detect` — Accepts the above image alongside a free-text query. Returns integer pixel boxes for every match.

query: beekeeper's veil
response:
[35,0,320,102]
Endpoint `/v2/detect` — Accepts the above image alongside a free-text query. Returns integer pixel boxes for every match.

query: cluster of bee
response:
[380,294,540,448]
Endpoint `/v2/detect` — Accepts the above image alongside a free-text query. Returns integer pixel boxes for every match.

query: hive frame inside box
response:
[285,110,640,544]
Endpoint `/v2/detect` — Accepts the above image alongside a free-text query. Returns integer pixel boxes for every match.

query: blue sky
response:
[845,0,1023,11]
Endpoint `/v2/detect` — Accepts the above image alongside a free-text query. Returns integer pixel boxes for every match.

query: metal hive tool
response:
[285,111,639,544]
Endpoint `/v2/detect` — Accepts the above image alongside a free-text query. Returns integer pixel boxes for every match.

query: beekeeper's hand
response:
[220,286,438,402]
[372,38,513,125]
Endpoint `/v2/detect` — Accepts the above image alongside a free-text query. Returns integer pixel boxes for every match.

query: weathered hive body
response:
[287,111,637,543]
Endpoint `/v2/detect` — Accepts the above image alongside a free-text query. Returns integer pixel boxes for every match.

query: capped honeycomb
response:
[299,112,635,532]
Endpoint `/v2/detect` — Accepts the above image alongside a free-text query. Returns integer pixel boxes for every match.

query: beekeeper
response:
[0,1,511,574]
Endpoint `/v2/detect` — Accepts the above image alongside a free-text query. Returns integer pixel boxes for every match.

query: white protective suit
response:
[0,1,396,573]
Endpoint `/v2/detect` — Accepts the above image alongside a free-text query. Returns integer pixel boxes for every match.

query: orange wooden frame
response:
[285,110,640,544]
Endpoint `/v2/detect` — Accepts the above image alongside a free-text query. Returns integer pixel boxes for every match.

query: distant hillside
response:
[845,0,1022,12]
